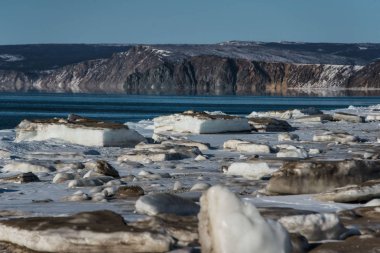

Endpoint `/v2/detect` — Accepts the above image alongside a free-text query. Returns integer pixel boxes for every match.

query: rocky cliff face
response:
[347,61,380,89]
[0,43,379,95]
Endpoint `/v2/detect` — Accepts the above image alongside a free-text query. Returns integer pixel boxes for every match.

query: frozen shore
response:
[0,105,380,252]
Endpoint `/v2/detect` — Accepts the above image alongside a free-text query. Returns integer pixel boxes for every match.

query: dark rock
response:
[266,160,380,195]
[114,185,144,198]
[135,193,200,216]
[309,233,380,253]
[0,172,40,183]
[132,214,199,247]
[248,117,293,132]
[83,150,101,156]
[93,160,120,178]
[338,206,380,234]
[300,107,323,115]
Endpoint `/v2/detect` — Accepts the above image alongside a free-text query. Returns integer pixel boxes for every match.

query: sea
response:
[1,93,380,129]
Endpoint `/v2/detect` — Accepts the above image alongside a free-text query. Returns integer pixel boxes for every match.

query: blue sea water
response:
[1,93,380,129]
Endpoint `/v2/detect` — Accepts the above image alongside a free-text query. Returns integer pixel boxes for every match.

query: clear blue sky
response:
[1,0,380,45]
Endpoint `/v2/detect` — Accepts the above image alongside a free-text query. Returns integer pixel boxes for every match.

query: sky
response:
[0,0,380,45]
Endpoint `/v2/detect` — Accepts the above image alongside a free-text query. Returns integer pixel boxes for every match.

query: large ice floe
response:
[15,114,146,147]
[153,110,251,134]
[198,185,292,253]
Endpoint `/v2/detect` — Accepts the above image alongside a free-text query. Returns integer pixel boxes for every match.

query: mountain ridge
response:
[0,42,380,95]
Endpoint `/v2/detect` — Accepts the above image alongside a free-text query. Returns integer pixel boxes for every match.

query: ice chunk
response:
[15,115,146,147]
[154,111,251,134]
[224,162,275,179]
[198,185,292,253]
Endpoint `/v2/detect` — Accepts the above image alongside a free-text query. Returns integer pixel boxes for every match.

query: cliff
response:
[0,42,380,95]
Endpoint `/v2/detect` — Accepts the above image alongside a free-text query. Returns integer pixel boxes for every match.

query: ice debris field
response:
[0,105,380,252]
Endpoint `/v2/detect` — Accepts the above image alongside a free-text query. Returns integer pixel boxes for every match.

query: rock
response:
[0,210,173,252]
[2,161,55,173]
[88,160,120,178]
[266,160,380,195]
[198,185,292,253]
[53,172,76,183]
[115,185,145,198]
[68,176,113,188]
[161,140,210,151]
[309,234,380,253]
[132,214,198,247]
[313,131,359,143]
[278,133,299,142]
[83,149,101,155]
[300,107,323,115]
[135,193,200,216]
[278,213,350,241]
[224,162,275,179]
[289,233,309,253]
[248,117,293,132]
[338,206,380,234]
[190,182,211,192]
[294,114,333,123]
[118,143,202,163]
[153,111,251,134]
[15,116,146,147]
[276,145,308,159]
[316,179,380,203]
[333,112,364,123]
[0,172,39,183]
